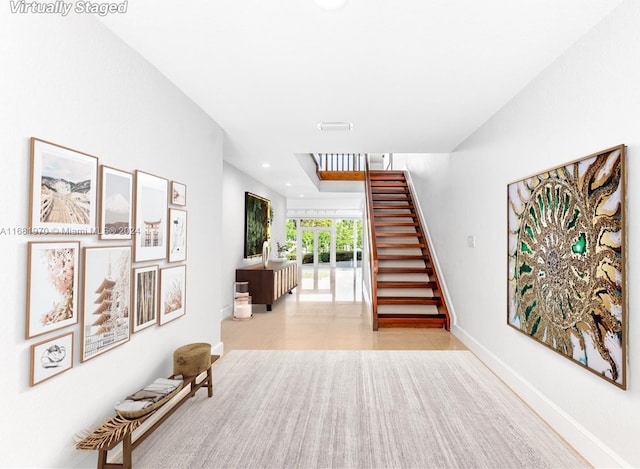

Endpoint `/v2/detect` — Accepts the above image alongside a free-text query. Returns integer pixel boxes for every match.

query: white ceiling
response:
[99,0,622,199]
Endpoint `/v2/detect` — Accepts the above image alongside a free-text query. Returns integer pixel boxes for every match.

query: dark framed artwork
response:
[99,165,133,240]
[507,145,626,388]
[134,171,168,262]
[244,192,270,258]
[29,137,98,234]
[81,246,131,362]
[159,265,186,325]
[168,208,187,263]
[132,265,158,333]
[26,241,80,339]
[30,332,74,386]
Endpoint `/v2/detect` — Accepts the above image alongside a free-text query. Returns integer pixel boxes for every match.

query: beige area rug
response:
[132,350,588,469]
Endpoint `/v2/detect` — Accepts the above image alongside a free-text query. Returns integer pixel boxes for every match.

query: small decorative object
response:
[167,208,187,263]
[159,265,186,325]
[26,241,80,339]
[29,137,98,234]
[82,246,131,362]
[99,165,133,240]
[507,145,626,388]
[132,265,158,333]
[114,377,184,419]
[244,192,270,258]
[30,332,73,386]
[262,240,270,268]
[134,170,168,262]
[170,181,186,206]
[233,281,252,319]
[276,241,288,259]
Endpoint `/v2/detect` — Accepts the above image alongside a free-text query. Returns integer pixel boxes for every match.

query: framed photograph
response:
[168,208,187,263]
[507,145,626,388]
[159,265,186,325]
[134,171,168,262]
[30,332,74,386]
[99,166,133,240]
[26,241,80,339]
[29,137,98,234]
[132,265,158,333]
[171,181,186,206]
[82,246,131,362]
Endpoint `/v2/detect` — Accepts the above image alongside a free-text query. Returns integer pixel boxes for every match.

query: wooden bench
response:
[78,355,219,469]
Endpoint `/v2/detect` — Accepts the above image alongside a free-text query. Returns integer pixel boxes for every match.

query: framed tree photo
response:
[507,145,626,388]
[26,241,80,339]
[132,265,158,333]
[134,171,168,262]
[82,246,131,362]
[168,208,187,263]
[159,265,186,326]
[30,332,74,386]
[99,166,133,240]
[29,138,98,234]
[170,181,186,206]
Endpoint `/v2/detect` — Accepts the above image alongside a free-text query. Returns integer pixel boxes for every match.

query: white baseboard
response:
[212,341,224,357]
[452,324,630,469]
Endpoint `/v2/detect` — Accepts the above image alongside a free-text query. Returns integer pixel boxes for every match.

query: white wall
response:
[0,12,223,468]
[402,2,639,467]
[221,162,286,317]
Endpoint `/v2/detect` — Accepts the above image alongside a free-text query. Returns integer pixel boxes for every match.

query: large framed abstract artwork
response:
[507,145,626,388]
[244,192,270,258]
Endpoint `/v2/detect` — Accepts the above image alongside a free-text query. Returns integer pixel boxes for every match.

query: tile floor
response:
[222,266,467,352]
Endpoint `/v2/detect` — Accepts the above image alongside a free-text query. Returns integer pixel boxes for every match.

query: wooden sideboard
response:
[235,261,298,311]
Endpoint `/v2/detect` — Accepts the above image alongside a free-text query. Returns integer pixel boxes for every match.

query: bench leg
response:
[122,433,132,469]
[207,367,213,397]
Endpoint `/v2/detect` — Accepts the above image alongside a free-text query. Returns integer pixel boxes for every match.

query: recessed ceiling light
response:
[314,0,347,10]
[317,122,353,131]
[300,194,305,198]
[262,163,270,168]
[285,183,292,187]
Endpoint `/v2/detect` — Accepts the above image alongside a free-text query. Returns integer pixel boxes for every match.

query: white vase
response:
[262,241,270,268]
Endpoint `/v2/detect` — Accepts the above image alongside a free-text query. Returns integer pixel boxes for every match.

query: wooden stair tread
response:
[372,196,410,201]
[377,281,437,289]
[373,213,416,218]
[377,243,425,248]
[375,221,419,227]
[370,182,407,187]
[373,205,414,210]
[376,232,421,237]
[378,267,434,274]
[377,297,442,305]
[377,254,426,260]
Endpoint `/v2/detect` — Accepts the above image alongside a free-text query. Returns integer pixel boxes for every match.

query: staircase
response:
[366,170,450,330]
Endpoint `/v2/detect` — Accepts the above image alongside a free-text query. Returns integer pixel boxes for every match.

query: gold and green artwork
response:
[507,146,626,389]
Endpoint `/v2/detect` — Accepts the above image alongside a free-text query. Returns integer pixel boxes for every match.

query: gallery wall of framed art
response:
[23,136,190,385]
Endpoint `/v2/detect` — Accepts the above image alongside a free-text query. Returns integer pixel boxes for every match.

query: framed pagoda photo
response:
[507,145,626,389]
[81,246,131,362]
